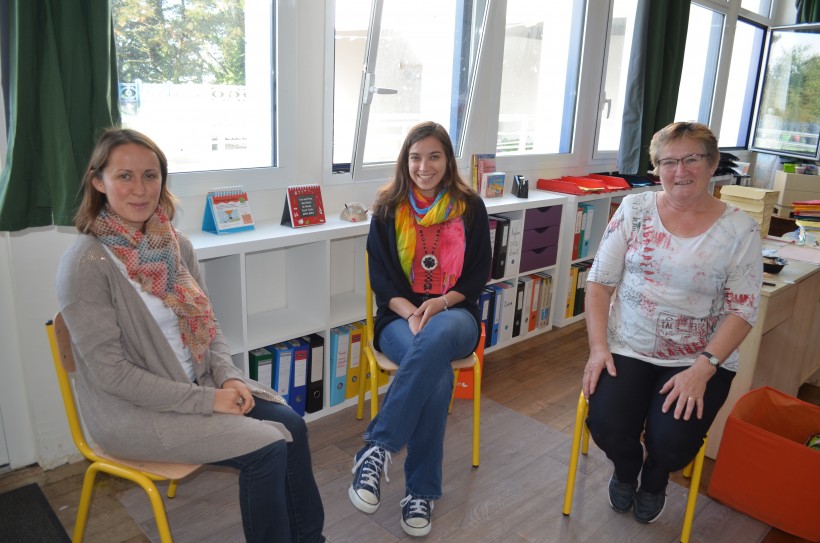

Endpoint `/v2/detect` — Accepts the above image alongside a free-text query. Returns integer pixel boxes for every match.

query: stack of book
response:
[719,185,779,237]
[480,272,553,349]
[793,200,820,237]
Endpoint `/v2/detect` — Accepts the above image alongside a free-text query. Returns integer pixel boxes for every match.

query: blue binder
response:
[328,327,350,406]
[269,342,292,403]
[287,339,309,416]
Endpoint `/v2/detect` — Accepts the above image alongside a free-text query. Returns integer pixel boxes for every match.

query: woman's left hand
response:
[415,296,448,331]
[222,379,255,414]
[659,363,716,420]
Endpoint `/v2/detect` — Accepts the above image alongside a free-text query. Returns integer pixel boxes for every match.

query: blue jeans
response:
[212,400,325,543]
[360,308,479,499]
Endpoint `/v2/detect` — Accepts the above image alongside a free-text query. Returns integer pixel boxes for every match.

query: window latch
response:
[362,72,397,105]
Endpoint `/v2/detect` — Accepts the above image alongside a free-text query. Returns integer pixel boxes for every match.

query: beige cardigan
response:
[56,232,291,464]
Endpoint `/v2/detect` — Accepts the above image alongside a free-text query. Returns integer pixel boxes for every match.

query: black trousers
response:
[586,353,734,494]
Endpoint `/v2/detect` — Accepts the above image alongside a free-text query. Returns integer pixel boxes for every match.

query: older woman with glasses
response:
[581,122,762,524]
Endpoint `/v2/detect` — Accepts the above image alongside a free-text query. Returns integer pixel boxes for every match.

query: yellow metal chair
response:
[562,391,707,543]
[47,313,201,543]
[355,252,482,467]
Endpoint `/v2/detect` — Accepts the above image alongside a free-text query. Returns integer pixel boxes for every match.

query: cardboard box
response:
[773,171,820,207]
[707,387,820,541]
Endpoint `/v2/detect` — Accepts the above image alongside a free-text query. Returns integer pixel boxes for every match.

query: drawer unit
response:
[520,205,562,273]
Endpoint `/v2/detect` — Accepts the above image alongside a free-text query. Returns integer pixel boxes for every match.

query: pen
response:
[763,281,776,286]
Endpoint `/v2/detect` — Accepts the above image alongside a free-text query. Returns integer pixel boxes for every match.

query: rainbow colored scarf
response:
[91,205,216,362]
[396,188,466,293]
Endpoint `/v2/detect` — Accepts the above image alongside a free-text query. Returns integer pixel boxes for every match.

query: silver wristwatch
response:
[701,351,720,367]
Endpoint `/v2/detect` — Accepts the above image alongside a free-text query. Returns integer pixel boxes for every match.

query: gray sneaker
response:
[633,487,666,523]
[608,473,637,513]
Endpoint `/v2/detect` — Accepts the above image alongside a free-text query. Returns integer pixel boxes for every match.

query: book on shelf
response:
[287,338,309,416]
[479,288,494,348]
[488,217,498,281]
[281,184,326,228]
[512,279,525,338]
[501,213,523,277]
[249,347,273,387]
[471,153,496,192]
[202,185,255,234]
[525,274,539,333]
[485,284,504,346]
[303,333,325,414]
[345,321,365,400]
[578,202,595,258]
[536,271,553,328]
[497,281,517,344]
[565,265,580,319]
[571,205,584,260]
[482,171,506,198]
[328,326,349,406]
[270,342,293,403]
[489,214,510,279]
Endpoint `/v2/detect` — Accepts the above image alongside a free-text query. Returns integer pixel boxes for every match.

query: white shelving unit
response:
[188,190,567,419]
[551,186,659,328]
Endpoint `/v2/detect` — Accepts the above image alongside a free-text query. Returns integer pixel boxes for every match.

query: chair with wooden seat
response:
[355,252,482,468]
[562,391,707,543]
[46,312,201,543]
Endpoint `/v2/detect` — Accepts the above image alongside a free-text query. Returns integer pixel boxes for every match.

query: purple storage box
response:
[522,225,560,252]
[519,245,558,273]
[524,205,562,230]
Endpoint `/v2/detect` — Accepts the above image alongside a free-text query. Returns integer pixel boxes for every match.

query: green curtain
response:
[0,0,120,231]
[796,0,820,23]
[617,0,691,175]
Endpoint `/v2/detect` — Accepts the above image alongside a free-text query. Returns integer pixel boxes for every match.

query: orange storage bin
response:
[454,325,485,400]
[707,386,820,541]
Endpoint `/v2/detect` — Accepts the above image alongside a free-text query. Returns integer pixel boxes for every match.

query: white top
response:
[104,246,196,381]
[588,191,761,372]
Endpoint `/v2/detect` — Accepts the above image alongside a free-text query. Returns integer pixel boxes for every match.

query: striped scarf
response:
[396,187,466,293]
[91,205,216,362]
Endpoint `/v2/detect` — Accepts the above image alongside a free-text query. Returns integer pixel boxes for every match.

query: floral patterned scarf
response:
[91,205,216,362]
[395,187,466,293]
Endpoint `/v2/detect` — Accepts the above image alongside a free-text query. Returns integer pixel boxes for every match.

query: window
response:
[740,0,772,18]
[675,4,724,124]
[717,18,765,148]
[595,0,639,154]
[497,0,586,155]
[112,0,274,174]
[334,0,487,175]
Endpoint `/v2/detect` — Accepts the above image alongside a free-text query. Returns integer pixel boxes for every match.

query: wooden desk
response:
[707,248,820,458]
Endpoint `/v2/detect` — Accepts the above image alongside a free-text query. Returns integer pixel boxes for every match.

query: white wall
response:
[0,0,795,470]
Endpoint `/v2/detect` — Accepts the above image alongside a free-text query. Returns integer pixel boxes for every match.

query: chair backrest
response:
[46,313,101,463]
[364,251,376,343]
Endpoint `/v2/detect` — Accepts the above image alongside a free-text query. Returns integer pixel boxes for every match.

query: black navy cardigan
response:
[366,196,492,352]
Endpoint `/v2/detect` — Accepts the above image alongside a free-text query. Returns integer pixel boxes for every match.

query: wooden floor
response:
[1,320,816,542]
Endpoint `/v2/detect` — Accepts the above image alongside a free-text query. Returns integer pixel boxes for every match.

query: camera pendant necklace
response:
[418,225,442,294]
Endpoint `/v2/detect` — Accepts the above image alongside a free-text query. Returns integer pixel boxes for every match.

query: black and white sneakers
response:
[348,446,391,514]
[400,494,433,537]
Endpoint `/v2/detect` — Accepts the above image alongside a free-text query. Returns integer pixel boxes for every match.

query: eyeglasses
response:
[657,153,707,171]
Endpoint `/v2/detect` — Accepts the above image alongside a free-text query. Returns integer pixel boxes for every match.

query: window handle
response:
[362,72,397,104]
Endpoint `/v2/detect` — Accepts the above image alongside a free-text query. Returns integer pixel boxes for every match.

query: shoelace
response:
[351,445,392,487]
[400,494,433,517]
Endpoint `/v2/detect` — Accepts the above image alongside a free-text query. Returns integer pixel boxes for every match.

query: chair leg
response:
[563,391,589,516]
[472,359,481,468]
[73,463,102,543]
[167,479,179,499]
[680,436,707,543]
[449,369,460,414]
[369,356,381,420]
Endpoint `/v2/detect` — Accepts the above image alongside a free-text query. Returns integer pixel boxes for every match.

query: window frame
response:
[164,0,297,198]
